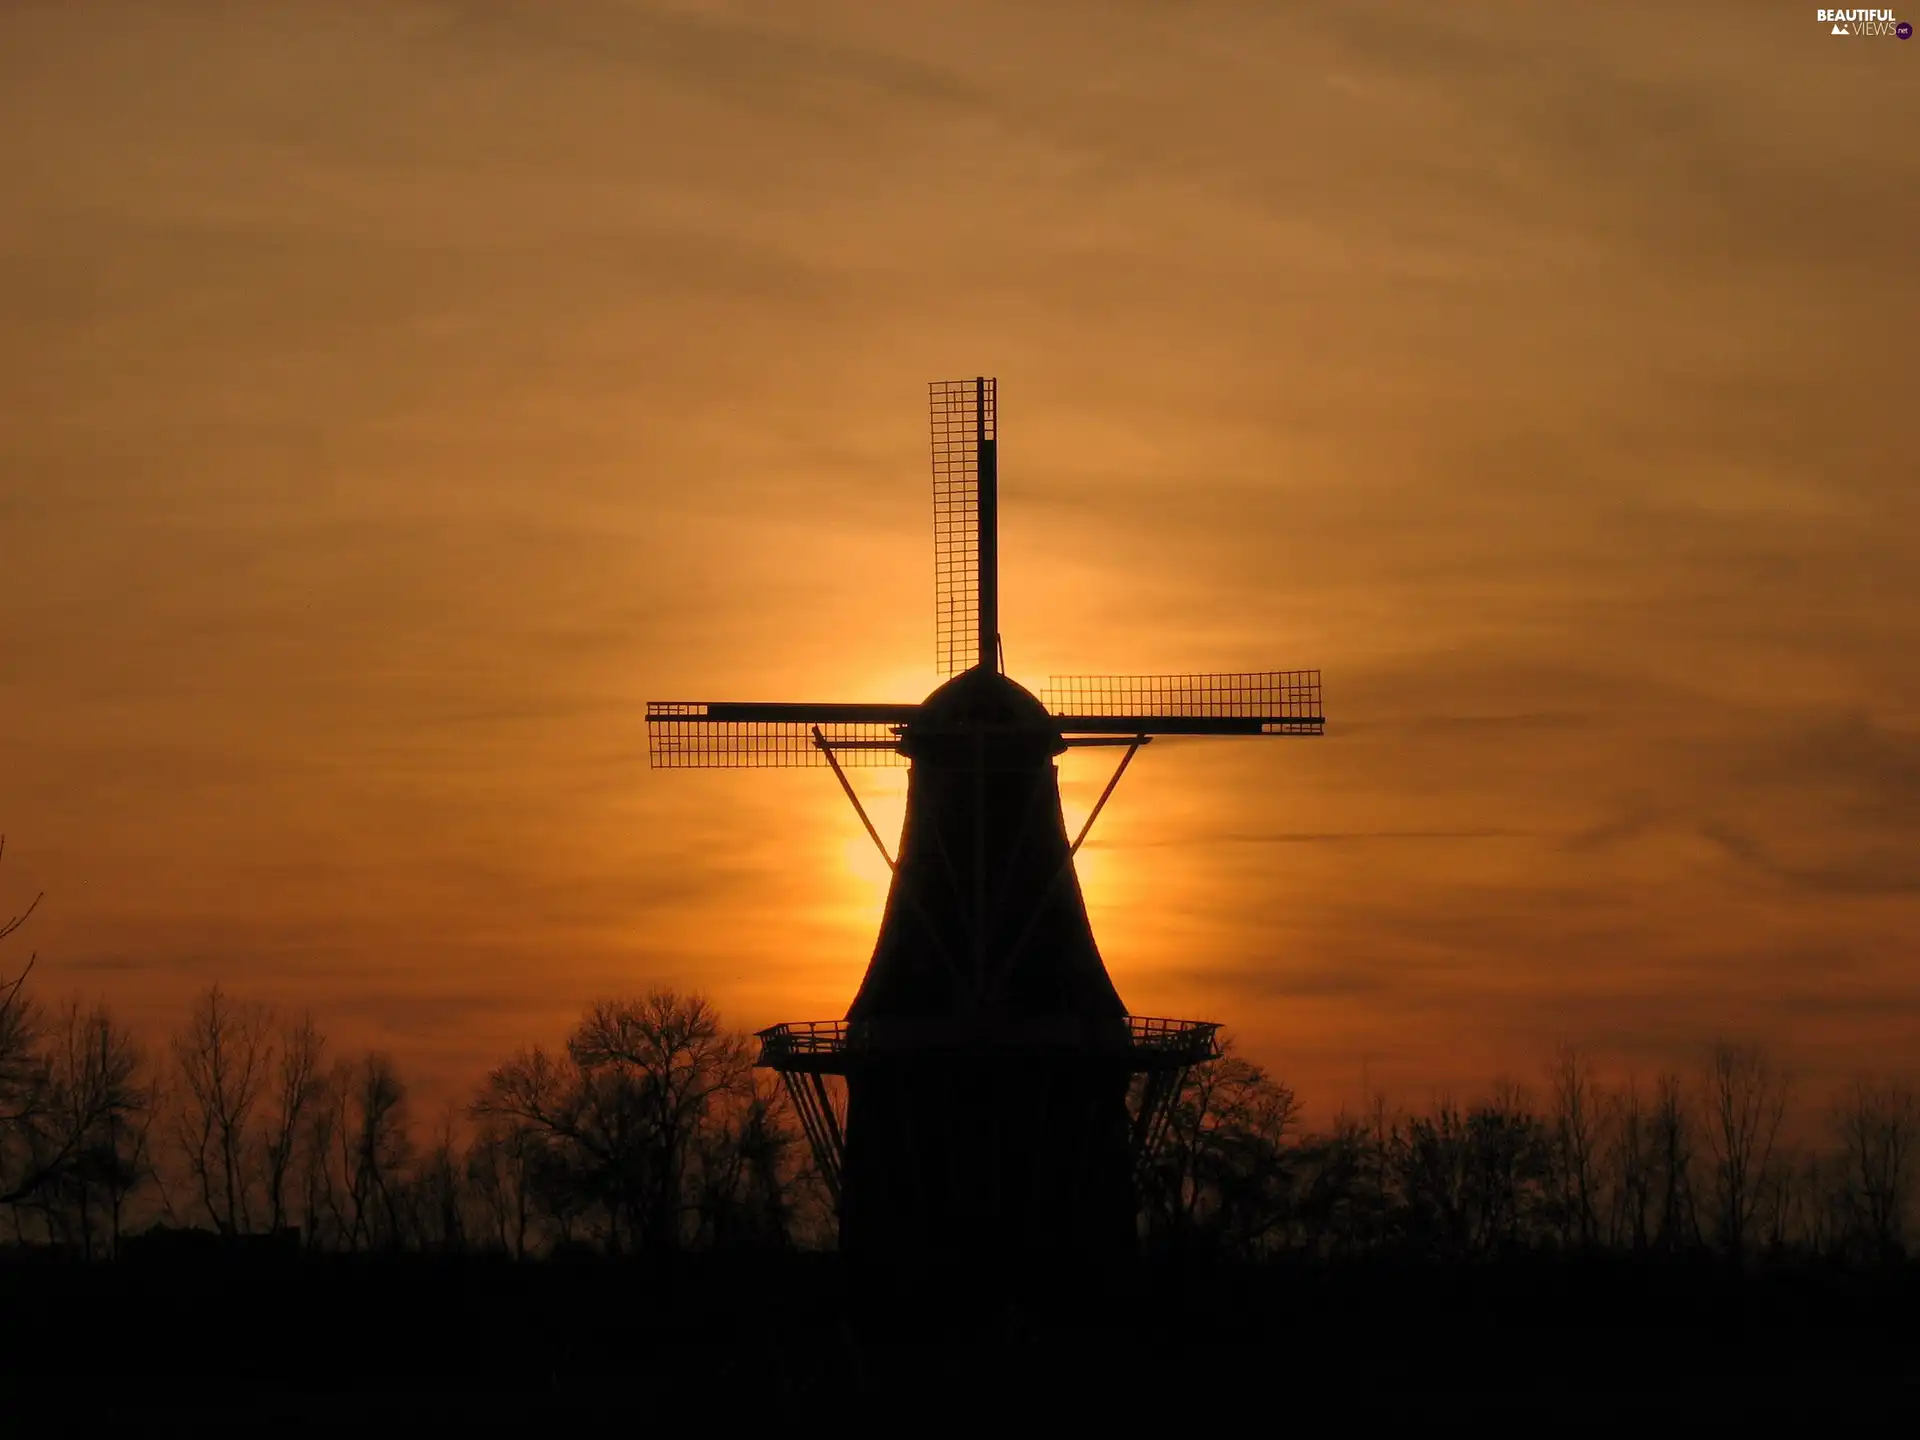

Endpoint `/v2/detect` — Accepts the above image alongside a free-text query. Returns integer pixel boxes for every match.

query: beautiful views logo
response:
[1816,8,1913,35]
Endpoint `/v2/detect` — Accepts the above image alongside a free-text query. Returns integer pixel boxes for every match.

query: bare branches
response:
[169,985,272,1236]
[472,990,780,1256]
[1650,1070,1699,1252]
[1142,1038,1302,1259]
[1830,1074,1918,1262]
[1605,1076,1652,1251]
[263,1012,325,1235]
[1546,1045,1607,1249]
[2,998,154,1255]
[0,838,47,1149]
[339,1052,412,1251]
[1701,1040,1790,1261]
[0,835,46,947]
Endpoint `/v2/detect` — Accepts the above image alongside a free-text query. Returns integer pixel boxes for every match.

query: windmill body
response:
[647,378,1323,1262]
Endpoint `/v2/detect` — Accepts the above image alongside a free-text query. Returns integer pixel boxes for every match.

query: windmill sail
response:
[1043,671,1325,736]
[931,377,996,676]
[646,701,914,768]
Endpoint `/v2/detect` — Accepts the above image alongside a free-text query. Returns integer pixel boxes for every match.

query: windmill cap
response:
[906,665,1064,753]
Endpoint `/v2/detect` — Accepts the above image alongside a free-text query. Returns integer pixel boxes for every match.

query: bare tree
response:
[1830,1075,1918,1263]
[1649,1069,1699,1252]
[1758,1143,1813,1256]
[23,1000,152,1255]
[1393,1094,1472,1260]
[259,1012,324,1236]
[1297,1109,1393,1259]
[467,1117,541,1259]
[1465,1080,1552,1254]
[169,984,272,1236]
[1604,1077,1653,1251]
[0,838,50,1220]
[1143,1040,1301,1259]
[0,964,48,1218]
[475,990,754,1255]
[1700,1041,1789,1262]
[1546,1045,1607,1248]
[333,1053,412,1251]
[1799,1149,1843,1259]
[296,1067,344,1251]
[409,1106,468,1253]
[570,992,753,1252]
[473,1045,588,1245]
[691,1072,806,1250]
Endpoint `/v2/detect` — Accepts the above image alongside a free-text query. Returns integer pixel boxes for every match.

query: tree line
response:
[1141,1039,1916,1268]
[3,958,1913,1270]
[0,969,821,1259]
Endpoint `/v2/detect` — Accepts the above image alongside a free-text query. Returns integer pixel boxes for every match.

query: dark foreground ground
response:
[2,1249,1915,1425]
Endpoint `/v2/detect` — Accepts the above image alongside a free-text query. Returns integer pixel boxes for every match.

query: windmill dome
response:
[906,664,1064,761]
[917,664,1053,729]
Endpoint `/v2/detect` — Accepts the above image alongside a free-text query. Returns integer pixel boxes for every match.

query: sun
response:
[839,833,896,915]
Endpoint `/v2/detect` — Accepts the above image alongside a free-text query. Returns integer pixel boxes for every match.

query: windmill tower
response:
[648,378,1323,1263]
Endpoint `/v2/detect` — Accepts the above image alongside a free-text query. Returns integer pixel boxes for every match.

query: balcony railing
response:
[755,1014,1220,1073]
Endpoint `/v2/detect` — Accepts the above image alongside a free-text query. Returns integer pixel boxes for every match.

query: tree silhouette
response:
[466,1116,540,1258]
[692,1072,805,1250]
[1546,1045,1607,1249]
[474,989,761,1254]
[0,837,51,1214]
[1650,1069,1700,1252]
[1142,1040,1300,1258]
[263,1012,325,1236]
[337,1052,412,1251]
[2,956,1914,1284]
[1830,1074,1918,1263]
[27,1000,152,1255]
[168,984,271,1236]
[1604,1076,1653,1251]
[410,1106,469,1253]
[1701,1041,1789,1262]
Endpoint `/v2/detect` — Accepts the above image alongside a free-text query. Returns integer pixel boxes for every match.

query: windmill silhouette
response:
[648,377,1323,1262]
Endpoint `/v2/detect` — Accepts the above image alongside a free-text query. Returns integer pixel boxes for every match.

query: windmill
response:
[647,377,1323,1262]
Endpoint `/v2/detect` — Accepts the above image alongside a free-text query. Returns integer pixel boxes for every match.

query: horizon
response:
[2,0,1916,1125]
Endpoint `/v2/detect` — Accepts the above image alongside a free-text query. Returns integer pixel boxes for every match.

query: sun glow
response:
[838,833,896,915]
[829,774,908,921]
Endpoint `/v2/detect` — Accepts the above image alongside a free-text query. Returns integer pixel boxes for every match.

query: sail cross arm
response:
[649,701,921,724]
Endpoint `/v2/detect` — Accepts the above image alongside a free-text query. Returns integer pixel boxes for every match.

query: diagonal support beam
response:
[1071,735,1146,857]
[812,727,895,871]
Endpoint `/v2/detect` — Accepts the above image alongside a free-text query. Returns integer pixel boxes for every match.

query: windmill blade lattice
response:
[647,703,910,768]
[931,378,995,677]
[1042,671,1325,736]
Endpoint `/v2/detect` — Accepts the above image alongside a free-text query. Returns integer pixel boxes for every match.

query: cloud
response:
[1699,821,1920,899]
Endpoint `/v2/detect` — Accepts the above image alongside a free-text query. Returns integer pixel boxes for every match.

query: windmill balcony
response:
[755,1014,1220,1075]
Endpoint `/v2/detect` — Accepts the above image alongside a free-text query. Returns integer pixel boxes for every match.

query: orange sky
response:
[2,0,1916,1119]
